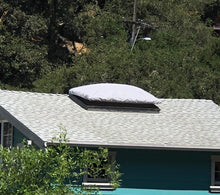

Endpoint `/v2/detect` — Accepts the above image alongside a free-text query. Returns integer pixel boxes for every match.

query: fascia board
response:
[47,140,220,152]
[0,106,45,149]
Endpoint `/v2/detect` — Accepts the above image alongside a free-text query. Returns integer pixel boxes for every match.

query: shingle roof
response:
[0,89,219,150]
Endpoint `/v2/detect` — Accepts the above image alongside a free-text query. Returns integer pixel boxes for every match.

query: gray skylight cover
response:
[69,83,161,104]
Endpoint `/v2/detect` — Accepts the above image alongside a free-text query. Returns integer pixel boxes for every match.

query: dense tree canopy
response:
[0,0,219,104]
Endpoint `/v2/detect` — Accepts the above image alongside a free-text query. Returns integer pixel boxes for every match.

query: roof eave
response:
[0,106,45,149]
[46,141,220,152]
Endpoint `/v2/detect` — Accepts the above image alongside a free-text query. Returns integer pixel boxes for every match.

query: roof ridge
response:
[0,89,218,105]
[160,98,215,103]
[0,89,68,96]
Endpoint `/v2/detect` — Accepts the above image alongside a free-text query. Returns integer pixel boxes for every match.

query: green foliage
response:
[0,33,50,88]
[21,15,48,39]
[0,0,219,104]
[0,132,121,194]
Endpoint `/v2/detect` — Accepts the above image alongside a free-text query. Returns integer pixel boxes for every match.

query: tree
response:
[0,0,219,104]
[0,131,121,194]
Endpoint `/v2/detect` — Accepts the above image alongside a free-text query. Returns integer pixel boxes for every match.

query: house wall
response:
[13,126,27,147]
[103,149,220,195]
[8,126,220,194]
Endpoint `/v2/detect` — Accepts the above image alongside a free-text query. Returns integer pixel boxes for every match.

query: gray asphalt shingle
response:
[0,89,219,150]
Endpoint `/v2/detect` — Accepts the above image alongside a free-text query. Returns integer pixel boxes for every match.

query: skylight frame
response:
[69,95,160,112]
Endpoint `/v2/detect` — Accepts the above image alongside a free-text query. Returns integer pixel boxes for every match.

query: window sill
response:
[82,182,113,190]
[210,186,220,193]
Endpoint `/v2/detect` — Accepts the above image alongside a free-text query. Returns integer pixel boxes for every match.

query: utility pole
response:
[131,0,138,44]
[131,26,141,51]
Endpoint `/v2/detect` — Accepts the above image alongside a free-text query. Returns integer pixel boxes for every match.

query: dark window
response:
[83,152,116,189]
[0,122,1,145]
[215,162,220,185]
[210,156,220,193]
[0,121,13,148]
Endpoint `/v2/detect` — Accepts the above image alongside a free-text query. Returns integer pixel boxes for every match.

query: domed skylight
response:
[69,83,161,104]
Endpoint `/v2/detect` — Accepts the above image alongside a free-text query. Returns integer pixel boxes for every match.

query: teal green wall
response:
[117,149,211,190]
[102,188,212,195]
[10,128,220,194]
[13,126,27,147]
[102,149,220,195]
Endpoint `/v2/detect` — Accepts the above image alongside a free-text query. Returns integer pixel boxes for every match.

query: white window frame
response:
[82,151,116,190]
[0,120,13,148]
[210,156,220,193]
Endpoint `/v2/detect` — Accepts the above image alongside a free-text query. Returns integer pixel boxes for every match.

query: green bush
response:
[0,132,120,194]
